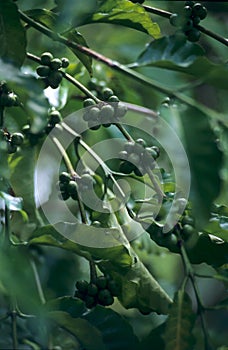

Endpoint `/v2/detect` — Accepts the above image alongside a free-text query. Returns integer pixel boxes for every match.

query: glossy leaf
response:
[132,34,228,89]
[48,311,105,350]
[163,290,196,350]
[86,0,161,38]
[25,9,59,30]
[181,106,223,225]
[0,0,26,67]
[64,29,93,75]
[83,306,139,350]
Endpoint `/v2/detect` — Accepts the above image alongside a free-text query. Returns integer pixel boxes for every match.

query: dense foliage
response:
[0,1,227,349]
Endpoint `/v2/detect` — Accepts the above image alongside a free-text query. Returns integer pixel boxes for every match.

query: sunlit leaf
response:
[0,0,26,67]
[86,0,161,38]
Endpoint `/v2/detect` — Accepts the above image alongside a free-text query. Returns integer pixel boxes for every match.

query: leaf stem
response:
[30,259,46,305]
[115,123,134,142]
[51,136,76,177]
[11,309,18,350]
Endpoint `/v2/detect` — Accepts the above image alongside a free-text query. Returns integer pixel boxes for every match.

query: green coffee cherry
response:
[186,28,201,42]
[169,13,181,27]
[83,98,96,108]
[49,110,62,125]
[115,103,127,118]
[89,107,100,121]
[87,283,98,296]
[85,295,97,309]
[107,280,121,297]
[108,95,119,103]
[50,58,62,70]
[96,276,107,289]
[67,180,78,199]
[119,161,134,174]
[185,1,194,7]
[7,142,17,154]
[102,87,114,100]
[59,172,71,184]
[192,16,201,25]
[98,289,114,306]
[136,138,147,148]
[181,215,194,225]
[183,5,193,18]
[0,92,19,107]
[36,66,50,77]
[182,19,193,31]
[48,71,63,89]
[100,104,115,121]
[11,132,24,146]
[61,57,69,68]
[76,280,89,294]
[40,52,53,66]
[60,191,70,201]
[182,224,195,238]
[119,150,128,160]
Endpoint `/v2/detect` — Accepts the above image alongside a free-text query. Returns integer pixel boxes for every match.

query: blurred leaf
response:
[86,0,161,38]
[100,256,173,314]
[132,34,228,89]
[0,139,10,179]
[0,0,26,67]
[48,311,105,350]
[47,296,86,318]
[181,106,223,225]
[9,147,41,225]
[138,323,165,350]
[205,217,228,242]
[83,306,139,350]
[25,9,59,30]
[28,223,133,268]
[63,29,93,76]
[0,191,22,211]
[162,290,196,350]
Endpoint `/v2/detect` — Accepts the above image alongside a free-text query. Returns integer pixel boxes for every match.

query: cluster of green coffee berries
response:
[45,109,62,134]
[170,1,207,42]
[58,171,98,201]
[119,139,160,176]
[36,52,69,89]
[83,88,127,130]
[3,130,24,154]
[0,81,20,108]
[74,275,121,309]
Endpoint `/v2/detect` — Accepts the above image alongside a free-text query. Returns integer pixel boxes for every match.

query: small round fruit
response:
[88,283,98,296]
[124,141,135,153]
[74,290,85,300]
[102,87,114,100]
[192,16,201,26]
[48,71,63,89]
[36,65,50,77]
[96,276,107,289]
[192,3,207,19]
[100,104,114,121]
[118,150,128,160]
[182,215,194,226]
[182,19,193,31]
[50,58,62,70]
[60,191,70,201]
[182,224,195,238]
[128,152,141,166]
[98,289,114,306]
[85,295,97,308]
[133,166,145,177]
[83,98,96,108]
[115,103,127,118]
[59,172,71,184]
[61,57,69,68]
[197,6,207,20]
[185,1,194,7]
[136,138,147,148]
[11,132,24,146]
[40,52,53,65]
[186,28,201,42]
[165,233,178,250]
[0,93,16,107]
[76,280,89,294]
[119,161,134,174]
[169,13,181,27]
[183,5,192,18]
[49,110,62,125]
[89,107,100,121]
[67,180,78,196]
[139,307,151,315]
[22,124,30,134]
[108,95,119,103]
[7,142,17,154]
[88,121,100,130]
[91,221,102,228]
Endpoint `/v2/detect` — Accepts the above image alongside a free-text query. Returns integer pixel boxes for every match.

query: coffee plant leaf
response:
[132,34,228,89]
[86,0,161,38]
[0,0,26,67]
[162,290,196,350]
[0,191,22,211]
[48,311,105,350]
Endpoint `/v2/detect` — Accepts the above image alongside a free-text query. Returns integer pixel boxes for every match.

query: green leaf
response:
[138,323,165,350]
[0,191,22,211]
[47,296,86,318]
[0,0,26,67]
[9,147,42,225]
[0,139,10,179]
[48,311,105,350]
[83,306,139,350]
[25,9,59,30]
[205,217,228,242]
[63,29,93,76]
[180,106,223,225]
[163,290,196,350]
[86,0,161,38]
[100,255,173,314]
[28,223,133,268]
[132,34,228,89]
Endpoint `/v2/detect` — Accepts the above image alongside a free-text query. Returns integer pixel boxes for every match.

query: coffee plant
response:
[0,1,228,349]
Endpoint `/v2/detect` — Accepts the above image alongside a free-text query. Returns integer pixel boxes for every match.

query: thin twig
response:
[51,136,76,177]
[30,259,46,305]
